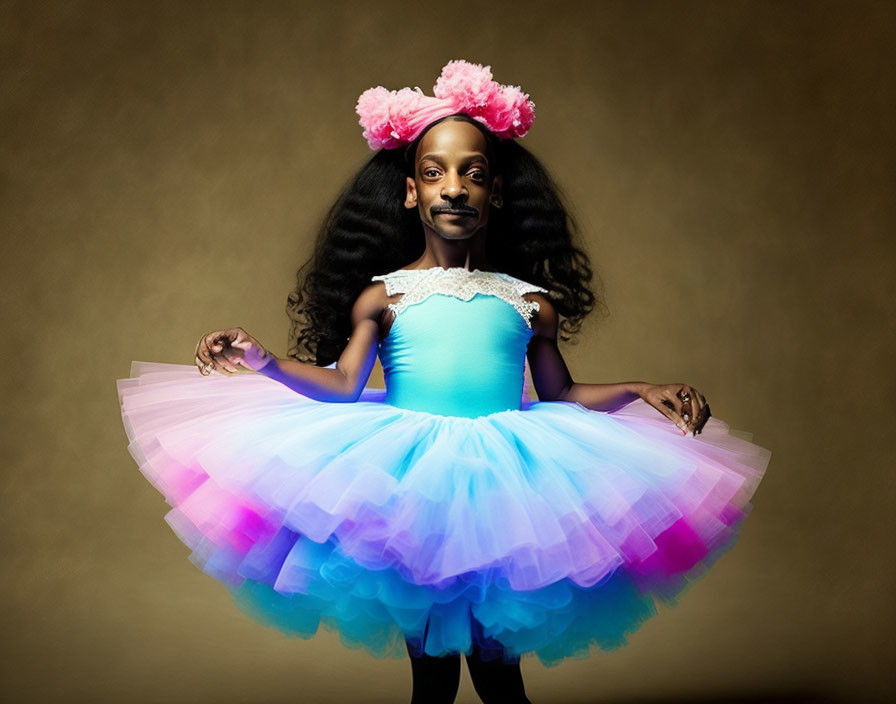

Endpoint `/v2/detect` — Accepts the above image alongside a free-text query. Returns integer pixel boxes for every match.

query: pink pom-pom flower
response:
[355,59,536,150]
[476,83,536,138]
[356,86,429,150]
[433,60,500,111]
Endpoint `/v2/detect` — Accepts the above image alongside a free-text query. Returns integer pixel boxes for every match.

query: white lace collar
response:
[371,267,548,329]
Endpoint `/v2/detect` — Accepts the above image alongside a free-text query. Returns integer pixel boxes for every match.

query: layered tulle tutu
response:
[117,361,770,666]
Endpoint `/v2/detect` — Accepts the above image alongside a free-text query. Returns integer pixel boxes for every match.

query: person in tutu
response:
[119,60,770,704]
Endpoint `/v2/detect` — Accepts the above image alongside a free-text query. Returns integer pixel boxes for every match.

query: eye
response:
[423,168,440,178]
[468,169,485,181]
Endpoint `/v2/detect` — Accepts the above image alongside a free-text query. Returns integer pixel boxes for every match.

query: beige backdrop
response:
[2,1,893,703]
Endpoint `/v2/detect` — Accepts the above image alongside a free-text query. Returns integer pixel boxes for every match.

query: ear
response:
[405,176,417,209]
[492,174,503,199]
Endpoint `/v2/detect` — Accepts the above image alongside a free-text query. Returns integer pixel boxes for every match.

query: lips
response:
[435,209,475,216]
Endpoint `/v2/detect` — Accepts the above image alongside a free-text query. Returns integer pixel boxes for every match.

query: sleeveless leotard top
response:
[371,267,548,418]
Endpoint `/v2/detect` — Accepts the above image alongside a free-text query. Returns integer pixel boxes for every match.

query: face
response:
[405,119,502,241]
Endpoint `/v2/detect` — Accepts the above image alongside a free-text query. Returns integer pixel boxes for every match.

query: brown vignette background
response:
[1,1,893,703]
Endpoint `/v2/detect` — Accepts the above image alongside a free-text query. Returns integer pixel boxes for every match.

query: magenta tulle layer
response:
[117,361,770,666]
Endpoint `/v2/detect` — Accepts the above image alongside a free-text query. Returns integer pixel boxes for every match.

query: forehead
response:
[415,120,489,163]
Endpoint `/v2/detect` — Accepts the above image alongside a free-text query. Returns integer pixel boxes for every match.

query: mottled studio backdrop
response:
[1,1,893,703]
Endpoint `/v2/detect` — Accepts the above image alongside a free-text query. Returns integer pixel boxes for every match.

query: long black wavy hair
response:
[286,114,606,366]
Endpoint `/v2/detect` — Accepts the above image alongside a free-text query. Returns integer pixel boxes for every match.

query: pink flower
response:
[356,86,427,150]
[477,84,535,137]
[433,60,501,111]
[384,87,427,140]
[355,59,536,150]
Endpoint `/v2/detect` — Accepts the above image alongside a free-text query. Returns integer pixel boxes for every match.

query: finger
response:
[696,402,711,433]
[654,394,690,435]
[688,388,703,419]
[196,334,218,372]
[211,347,240,374]
[201,329,234,371]
[223,348,244,371]
[220,340,244,373]
[662,387,688,419]
[198,356,218,376]
[195,354,211,376]
[679,385,697,433]
[199,335,230,375]
[202,340,228,374]
[204,348,223,374]
[692,388,703,412]
[682,402,695,433]
[196,334,213,363]
[682,385,703,434]
[210,335,227,354]
[672,408,690,435]
[693,392,706,433]
[693,392,707,430]
[209,328,238,353]
[202,331,227,360]
[671,386,694,435]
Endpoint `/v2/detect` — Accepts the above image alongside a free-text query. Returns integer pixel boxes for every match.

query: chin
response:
[436,231,476,240]
[430,224,474,238]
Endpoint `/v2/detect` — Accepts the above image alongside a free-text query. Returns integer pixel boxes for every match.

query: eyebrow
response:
[419,152,489,163]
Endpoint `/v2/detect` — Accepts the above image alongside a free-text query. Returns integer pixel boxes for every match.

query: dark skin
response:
[194,119,709,435]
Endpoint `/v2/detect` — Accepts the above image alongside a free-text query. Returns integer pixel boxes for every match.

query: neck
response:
[410,225,490,270]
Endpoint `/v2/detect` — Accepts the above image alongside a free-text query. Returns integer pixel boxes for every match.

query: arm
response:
[525,293,709,433]
[256,283,384,402]
[525,293,649,413]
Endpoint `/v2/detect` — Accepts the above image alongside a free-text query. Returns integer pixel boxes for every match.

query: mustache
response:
[431,204,479,216]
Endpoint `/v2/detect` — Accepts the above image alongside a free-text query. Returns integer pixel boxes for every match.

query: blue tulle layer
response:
[118,361,770,666]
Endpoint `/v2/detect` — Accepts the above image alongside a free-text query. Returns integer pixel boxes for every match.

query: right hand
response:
[194,327,273,375]
[638,383,711,436]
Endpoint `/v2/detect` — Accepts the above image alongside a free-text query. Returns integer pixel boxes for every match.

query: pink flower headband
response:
[355,59,536,151]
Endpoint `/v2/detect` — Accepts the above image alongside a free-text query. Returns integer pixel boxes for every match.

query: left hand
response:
[194,327,273,375]
[638,383,711,436]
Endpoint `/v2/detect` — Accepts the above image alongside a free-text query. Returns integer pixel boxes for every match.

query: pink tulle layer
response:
[117,361,770,663]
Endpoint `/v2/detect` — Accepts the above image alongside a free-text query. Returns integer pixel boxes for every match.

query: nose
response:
[441,170,466,201]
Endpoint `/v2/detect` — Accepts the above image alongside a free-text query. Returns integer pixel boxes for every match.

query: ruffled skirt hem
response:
[117,361,770,666]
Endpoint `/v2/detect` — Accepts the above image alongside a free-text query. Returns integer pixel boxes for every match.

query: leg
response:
[405,638,461,704]
[465,618,533,704]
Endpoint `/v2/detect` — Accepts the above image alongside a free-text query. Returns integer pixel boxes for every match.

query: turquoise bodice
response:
[372,267,548,418]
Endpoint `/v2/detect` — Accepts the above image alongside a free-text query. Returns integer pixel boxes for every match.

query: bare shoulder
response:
[524,292,559,339]
[351,281,389,325]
